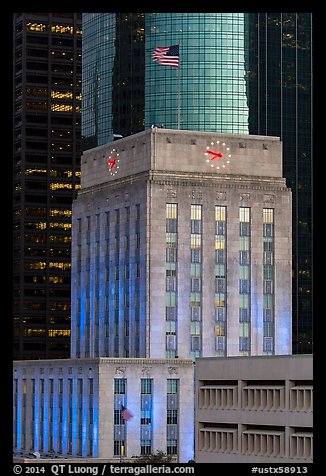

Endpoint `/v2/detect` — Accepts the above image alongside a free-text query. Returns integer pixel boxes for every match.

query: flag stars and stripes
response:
[152,45,179,67]
[121,404,133,421]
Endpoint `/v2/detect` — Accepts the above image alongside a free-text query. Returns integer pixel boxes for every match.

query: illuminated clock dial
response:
[107,148,120,176]
[204,141,231,170]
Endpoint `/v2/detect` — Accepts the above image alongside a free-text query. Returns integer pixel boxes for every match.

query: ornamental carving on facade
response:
[216,192,226,200]
[115,367,126,375]
[191,191,202,199]
[167,189,177,198]
[240,193,250,201]
[141,367,152,375]
[264,194,275,203]
[168,366,178,374]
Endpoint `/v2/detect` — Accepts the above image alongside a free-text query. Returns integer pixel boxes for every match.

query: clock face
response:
[107,148,120,176]
[204,140,231,171]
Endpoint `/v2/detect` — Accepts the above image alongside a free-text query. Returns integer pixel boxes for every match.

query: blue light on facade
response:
[79,295,86,355]
[72,380,78,455]
[42,391,49,453]
[92,390,99,457]
[62,384,68,454]
[52,389,59,452]
[16,379,22,450]
[33,380,39,450]
[82,383,88,456]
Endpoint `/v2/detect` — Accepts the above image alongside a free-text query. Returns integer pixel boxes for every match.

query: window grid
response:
[167,379,178,456]
[124,206,130,358]
[140,378,153,454]
[190,204,202,360]
[215,206,227,356]
[134,204,141,357]
[113,378,126,457]
[263,208,275,355]
[165,204,178,358]
[239,207,251,355]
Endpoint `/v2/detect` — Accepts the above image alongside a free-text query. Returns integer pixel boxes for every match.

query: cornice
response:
[78,169,289,197]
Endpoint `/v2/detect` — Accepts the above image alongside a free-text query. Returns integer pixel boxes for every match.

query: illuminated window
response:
[26,22,48,32]
[49,262,71,270]
[51,25,74,34]
[239,207,251,355]
[190,204,202,359]
[114,378,127,456]
[140,379,152,453]
[51,104,81,113]
[167,379,178,455]
[51,90,73,100]
[263,208,275,354]
[50,209,72,218]
[166,203,178,358]
[48,329,71,337]
[215,205,227,357]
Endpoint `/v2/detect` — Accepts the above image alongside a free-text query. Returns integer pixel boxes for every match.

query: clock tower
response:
[73,128,292,360]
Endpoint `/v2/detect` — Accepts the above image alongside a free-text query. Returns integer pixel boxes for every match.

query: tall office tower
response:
[146,13,249,133]
[81,13,249,150]
[82,13,145,149]
[246,13,313,354]
[81,13,312,355]
[71,128,292,360]
[13,13,82,359]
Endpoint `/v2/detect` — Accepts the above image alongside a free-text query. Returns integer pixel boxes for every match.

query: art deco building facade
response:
[13,13,82,359]
[71,128,292,359]
[13,357,195,462]
[13,128,293,462]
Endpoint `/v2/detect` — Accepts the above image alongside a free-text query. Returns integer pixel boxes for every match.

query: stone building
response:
[13,127,293,461]
[195,354,313,463]
[71,127,292,360]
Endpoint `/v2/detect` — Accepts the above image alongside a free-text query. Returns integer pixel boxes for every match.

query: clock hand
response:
[107,158,116,169]
[207,150,223,160]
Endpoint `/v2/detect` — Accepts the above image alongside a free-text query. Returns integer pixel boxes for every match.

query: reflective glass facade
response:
[82,13,145,150]
[82,13,249,150]
[145,13,249,132]
[246,13,313,353]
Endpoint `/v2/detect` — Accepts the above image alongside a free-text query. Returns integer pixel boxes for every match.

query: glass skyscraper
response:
[145,13,249,133]
[82,13,145,149]
[82,13,249,148]
[81,12,313,355]
[13,13,82,359]
[246,13,313,353]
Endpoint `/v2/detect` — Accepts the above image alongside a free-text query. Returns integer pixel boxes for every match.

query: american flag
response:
[121,404,133,421]
[152,45,179,68]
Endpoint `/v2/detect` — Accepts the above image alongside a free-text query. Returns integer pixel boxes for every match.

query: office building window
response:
[215,206,227,356]
[167,379,178,456]
[263,208,275,354]
[239,207,251,355]
[135,204,141,357]
[166,204,178,358]
[190,204,202,359]
[140,378,152,454]
[113,378,126,456]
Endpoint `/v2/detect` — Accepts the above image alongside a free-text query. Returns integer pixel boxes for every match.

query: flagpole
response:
[177,67,180,130]
[177,43,180,130]
[152,44,180,129]
[120,402,123,463]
